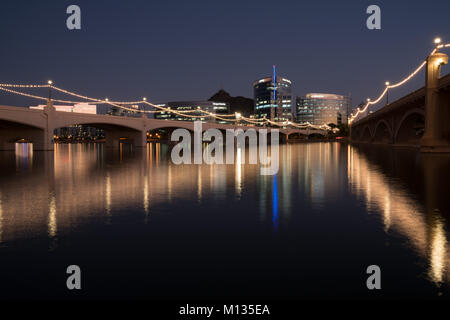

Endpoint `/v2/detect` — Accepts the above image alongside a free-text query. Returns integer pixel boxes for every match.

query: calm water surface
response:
[0,142,449,300]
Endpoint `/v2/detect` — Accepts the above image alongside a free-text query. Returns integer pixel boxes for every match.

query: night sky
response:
[0,0,449,110]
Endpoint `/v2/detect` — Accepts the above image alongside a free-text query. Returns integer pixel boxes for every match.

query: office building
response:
[253,68,293,121]
[296,93,351,125]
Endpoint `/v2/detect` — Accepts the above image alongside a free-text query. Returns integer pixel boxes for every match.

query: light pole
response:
[434,37,441,52]
[385,81,390,105]
[143,97,147,117]
[47,80,53,102]
[235,112,242,126]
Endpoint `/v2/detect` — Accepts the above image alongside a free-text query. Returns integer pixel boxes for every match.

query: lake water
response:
[0,142,449,300]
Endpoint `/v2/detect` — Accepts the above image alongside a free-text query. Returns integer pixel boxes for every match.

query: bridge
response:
[350,47,450,152]
[0,103,326,150]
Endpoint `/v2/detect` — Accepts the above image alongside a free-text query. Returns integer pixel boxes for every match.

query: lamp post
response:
[434,37,441,52]
[235,112,242,126]
[385,81,390,105]
[142,97,147,117]
[47,80,53,102]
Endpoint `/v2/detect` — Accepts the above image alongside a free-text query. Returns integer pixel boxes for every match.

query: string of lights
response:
[1,38,448,127]
[1,83,337,130]
[0,84,50,88]
[51,85,143,105]
[0,86,77,103]
[0,86,206,114]
[0,83,250,123]
[349,39,449,124]
[0,83,336,130]
[48,84,286,125]
[51,85,244,121]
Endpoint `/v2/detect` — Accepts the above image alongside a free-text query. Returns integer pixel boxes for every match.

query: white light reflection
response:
[48,194,57,238]
[0,191,3,244]
[429,214,447,285]
[347,145,450,286]
[235,146,242,197]
[143,176,149,217]
[197,165,202,202]
[105,172,111,215]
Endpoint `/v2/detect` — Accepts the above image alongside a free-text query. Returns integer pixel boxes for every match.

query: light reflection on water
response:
[0,190,3,244]
[0,142,449,298]
[15,143,33,170]
[347,145,450,286]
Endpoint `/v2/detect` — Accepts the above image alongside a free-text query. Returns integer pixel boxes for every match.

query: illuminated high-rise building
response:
[253,66,293,121]
[296,93,351,125]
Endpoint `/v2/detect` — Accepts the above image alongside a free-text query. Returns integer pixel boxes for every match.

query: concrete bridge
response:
[350,50,450,152]
[0,103,326,150]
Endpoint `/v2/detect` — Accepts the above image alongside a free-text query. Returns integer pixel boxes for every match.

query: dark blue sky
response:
[0,0,449,109]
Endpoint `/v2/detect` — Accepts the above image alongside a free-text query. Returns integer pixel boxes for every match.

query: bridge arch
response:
[53,121,146,149]
[285,132,307,140]
[53,122,142,132]
[360,125,373,142]
[0,118,48,151]
[308,132,327,139]
[351,127,362,141]
[394,108,425,145]
[53,117,144,133]
[373,119,393,143]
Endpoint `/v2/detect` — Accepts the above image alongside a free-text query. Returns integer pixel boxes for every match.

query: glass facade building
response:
[296,93,351,125]
[253,76,293,121]
[153,101,230,124]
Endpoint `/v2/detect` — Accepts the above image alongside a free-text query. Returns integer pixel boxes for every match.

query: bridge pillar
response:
[33,101,56,151]
[134,130,148,148]
[421,50,449,152]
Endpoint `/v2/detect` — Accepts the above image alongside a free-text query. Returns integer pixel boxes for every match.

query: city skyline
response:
[1,0,449,110]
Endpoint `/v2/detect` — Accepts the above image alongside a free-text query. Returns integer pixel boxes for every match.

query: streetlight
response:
[142,97,147,115]
[47,80,53,101]
[235,112,242,126]
[385,81,390,105]
[435,37,442,52]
